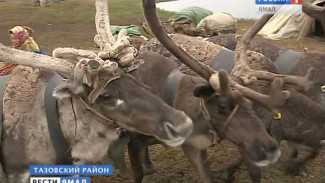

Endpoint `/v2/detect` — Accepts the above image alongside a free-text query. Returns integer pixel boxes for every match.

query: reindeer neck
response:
[173,75,205,119]
[284,89,325,124]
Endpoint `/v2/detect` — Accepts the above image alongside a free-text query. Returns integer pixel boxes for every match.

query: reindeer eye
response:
[100,93,113,100]
[216,96,230,115]
[321,85,325,93]
[99,93,117,106]
[99,90,120,104]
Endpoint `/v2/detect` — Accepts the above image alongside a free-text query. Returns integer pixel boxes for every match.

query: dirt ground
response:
[0,1,324,183]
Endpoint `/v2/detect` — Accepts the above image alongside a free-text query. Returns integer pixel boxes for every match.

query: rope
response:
[123,72,151,89]
[78,97,119,128]
[199,98,239,142]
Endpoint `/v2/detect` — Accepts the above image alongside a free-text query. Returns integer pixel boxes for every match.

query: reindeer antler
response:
[95,0,137,67]
[232,14,315,91]
[54,0,138,69]
[0,42,74,78]
[142,0,291,112]
[210,70,289,113]
[302,0,325,22]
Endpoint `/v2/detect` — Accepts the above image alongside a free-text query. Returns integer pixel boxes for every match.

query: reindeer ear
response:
[53,82,86,99]
[193,83,214,97]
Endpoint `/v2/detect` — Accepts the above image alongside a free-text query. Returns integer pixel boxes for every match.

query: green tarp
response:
[110,25,141,36]
[168,6,213,26]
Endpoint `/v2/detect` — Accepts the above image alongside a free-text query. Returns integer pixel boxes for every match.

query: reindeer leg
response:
[299,149,320,176]
[246,160,262,183]
[0,157,7,183]
[7,171,29,183]
[182,144,213,183]
[306,149,320,160]
[201,150,209,163]
[226,158,242,183]
[142,147,157,175]
[284,147,305,176]
[285,149,320,177]
[128,138,147,183]
[107,133,130,179]
[290,148,299,158]
[213,157,242,183]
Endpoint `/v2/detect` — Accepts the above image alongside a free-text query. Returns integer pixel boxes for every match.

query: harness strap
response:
[199,98,222,145]
[269,118,283,144]
[210,49,235,73]
[78,97,119,128]
[200,98,238,141]
[0,74,12,144]
[274,50,303,74]
[163,69,183,106]
[211,49,303,75]
[225,105,239,131]
[45,73,72,164]
[123,72,150,89]
[199,98,212,121]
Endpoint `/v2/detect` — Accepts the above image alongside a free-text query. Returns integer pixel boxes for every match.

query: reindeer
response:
[217,13,325,182]
[206,1,325,178]
[0,0,194,182]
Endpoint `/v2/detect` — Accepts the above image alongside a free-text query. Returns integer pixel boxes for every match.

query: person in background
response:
[0,26,41,76]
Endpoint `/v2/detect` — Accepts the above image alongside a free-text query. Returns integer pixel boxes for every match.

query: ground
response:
[0,1,324,183]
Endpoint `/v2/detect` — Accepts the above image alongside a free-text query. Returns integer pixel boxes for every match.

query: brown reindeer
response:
[208,3,325,177]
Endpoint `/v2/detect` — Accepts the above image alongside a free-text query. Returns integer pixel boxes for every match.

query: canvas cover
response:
[168,6,213,26]
[196,12,237,35]
[110,25,142,36]
[258,0,325,40]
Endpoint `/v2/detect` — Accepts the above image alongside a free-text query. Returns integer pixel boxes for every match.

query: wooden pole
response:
[298,15,313,40]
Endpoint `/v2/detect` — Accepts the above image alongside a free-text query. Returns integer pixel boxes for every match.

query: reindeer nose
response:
[164,115,193,139]
[164,122,179,139]
[321,85,325,93]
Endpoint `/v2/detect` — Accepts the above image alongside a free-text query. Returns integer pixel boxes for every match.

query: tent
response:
[258,0,324,40]
[168,6,213,26]
[167,7,237,37]
[110,25,142,37]
[196,12,237,36]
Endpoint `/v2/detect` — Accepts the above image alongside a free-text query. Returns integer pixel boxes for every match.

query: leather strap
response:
[0,74,12,144]
[45,73,72,164]
[210,49,235,73]
[274,50,303,74]
[211,49,303,75]
[163,69,183,106]
[270,119,283,144]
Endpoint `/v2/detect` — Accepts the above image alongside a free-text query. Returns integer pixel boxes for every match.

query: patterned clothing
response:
[0,26,40,76]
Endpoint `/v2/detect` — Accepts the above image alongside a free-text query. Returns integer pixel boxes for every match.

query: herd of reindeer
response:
[0,0,324,183]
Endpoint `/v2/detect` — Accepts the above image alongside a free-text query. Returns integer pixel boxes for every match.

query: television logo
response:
[256,0,302,15]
